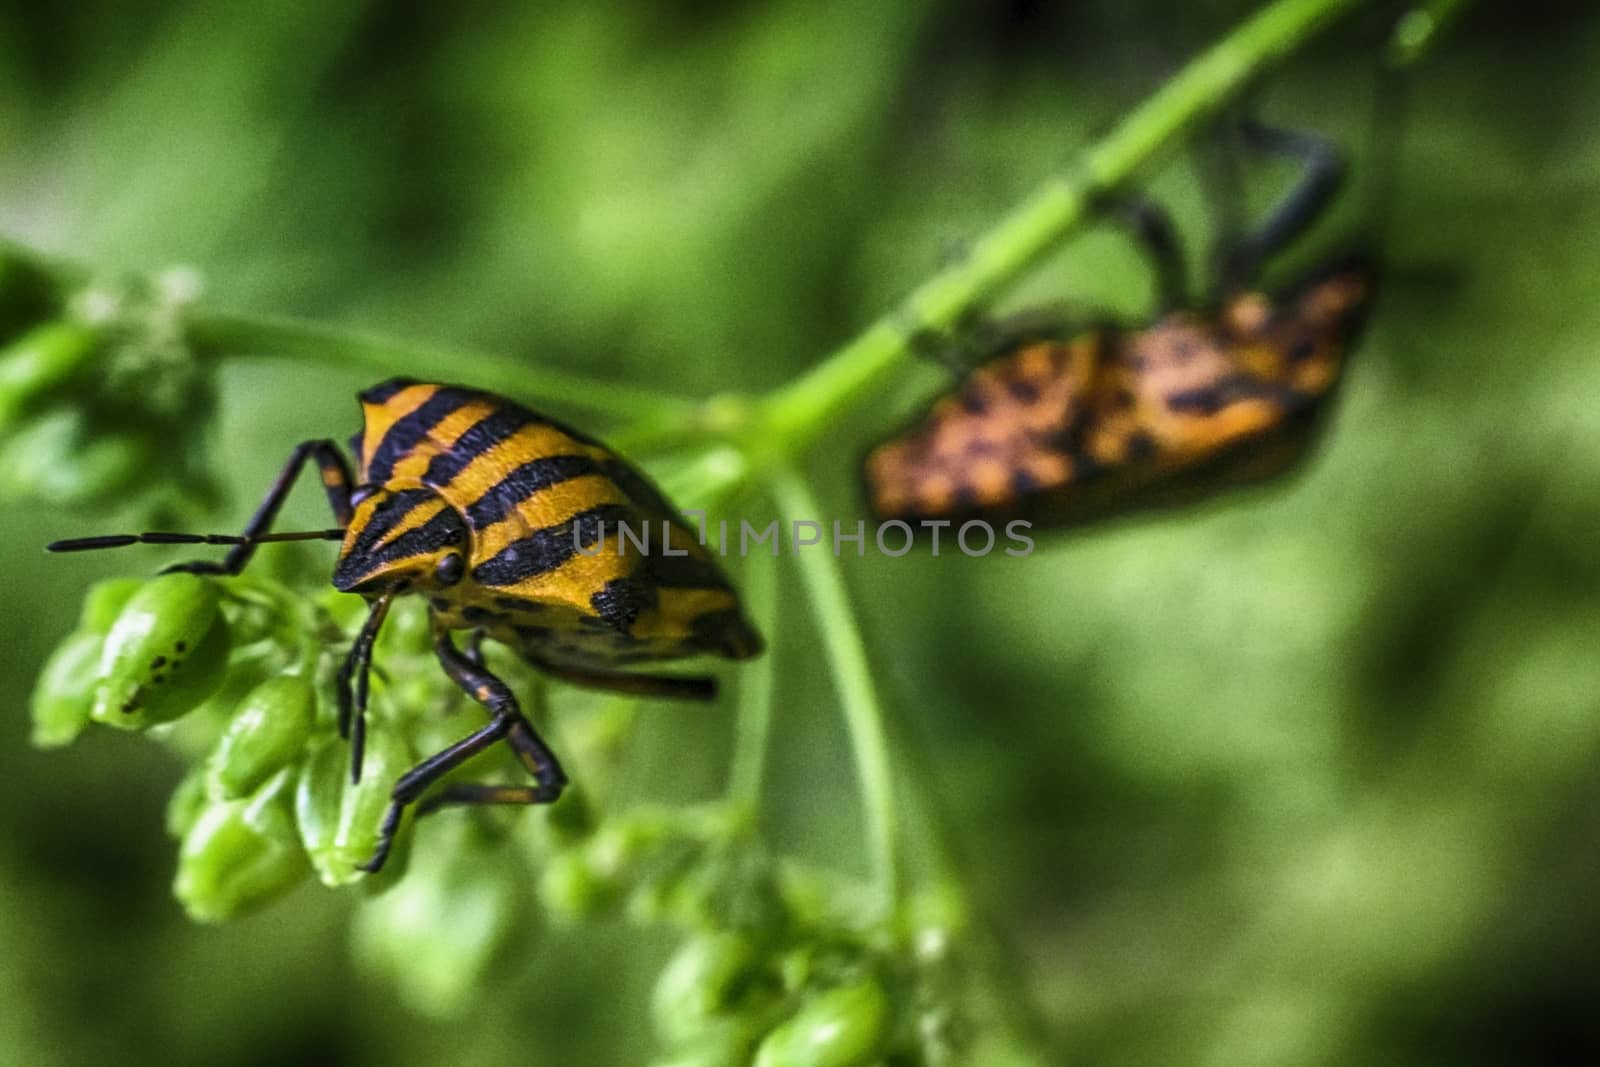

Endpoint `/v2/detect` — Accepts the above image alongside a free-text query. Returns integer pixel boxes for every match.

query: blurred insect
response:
[50,380,764,870]
[865,120,1375,530]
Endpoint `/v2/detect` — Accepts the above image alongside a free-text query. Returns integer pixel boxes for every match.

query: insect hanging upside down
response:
[51,379,763,871]
[866,120,1375,530]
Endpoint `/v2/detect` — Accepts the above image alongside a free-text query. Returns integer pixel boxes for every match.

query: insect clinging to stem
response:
[864,116,1376,532]
[50,379,764,871]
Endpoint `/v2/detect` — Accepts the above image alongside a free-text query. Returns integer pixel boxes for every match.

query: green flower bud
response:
[173,771,309,922]
[0,321,99,428]
[166,763,210,840]
[753,978,893,1067]
[30,631,102,748]
[539,846,617,921]
[0,408,155,506]
[587,810,672,879]
[295,730,412,887]
[352,822,534,1017]
[78,577,146,634]
[653,931,766,1046]
[91,573,229,729]
[648,1014,775,1067]
[907,882,968,964]
[206,675,317,800]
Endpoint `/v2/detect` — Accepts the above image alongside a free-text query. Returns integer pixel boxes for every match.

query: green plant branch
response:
[771,471,903,930]
[749,0,1370,460]
[728,543,778,822]
[186,310,698,423]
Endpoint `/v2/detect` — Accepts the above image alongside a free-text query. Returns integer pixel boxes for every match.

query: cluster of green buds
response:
[0,247,216,512]
[32,569,545,1003]
[531,802,992,1066]
[33,570,1014,1063]
[650,923,899,1067]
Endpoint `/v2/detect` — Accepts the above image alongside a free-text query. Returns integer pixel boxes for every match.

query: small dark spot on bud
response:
[151,656,168,669]
[175,641,188,653]
[151,674,166,684]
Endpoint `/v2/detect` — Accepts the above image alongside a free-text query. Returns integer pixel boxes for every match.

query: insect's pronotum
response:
[865,119,1374,530]
[52,380,763,871]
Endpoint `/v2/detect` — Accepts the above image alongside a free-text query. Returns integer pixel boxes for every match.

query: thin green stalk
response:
[728,542,777,821]
[754,0,1369,458]
[186,310,697,423]
[771,471,902,928]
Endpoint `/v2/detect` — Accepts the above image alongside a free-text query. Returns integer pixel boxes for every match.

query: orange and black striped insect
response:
[51,380,763,870]
[865,120,1374,530]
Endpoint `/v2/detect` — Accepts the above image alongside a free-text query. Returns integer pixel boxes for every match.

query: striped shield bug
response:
[50,379,763,871]
[865,120,1375,530]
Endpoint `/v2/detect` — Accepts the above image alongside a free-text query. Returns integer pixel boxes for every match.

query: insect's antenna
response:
[48,529,346,553]
[339,594,392,786]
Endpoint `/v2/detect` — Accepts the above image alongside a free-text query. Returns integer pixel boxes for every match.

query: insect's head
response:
[332,485,471,597]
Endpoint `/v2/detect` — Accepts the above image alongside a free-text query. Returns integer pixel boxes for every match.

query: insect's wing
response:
[865,338,1100,522]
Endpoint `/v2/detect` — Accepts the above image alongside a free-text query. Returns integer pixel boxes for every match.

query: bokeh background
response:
[3,1,1599,1064]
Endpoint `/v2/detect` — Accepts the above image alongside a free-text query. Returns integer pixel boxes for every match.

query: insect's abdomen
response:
[356,379,760,661]
[864,267,1369,530]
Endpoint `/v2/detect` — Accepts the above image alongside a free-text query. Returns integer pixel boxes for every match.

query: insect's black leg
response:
[415,719,567,816]
[338,595,392,784]
[1219,120,1345,292]
[528,656,716,701]
[359,716,514,873]
[164,439,354,575]
[415,784,552,815]
[463,628,487,668]
[1096,193,1189,314]
[357,621,571,869]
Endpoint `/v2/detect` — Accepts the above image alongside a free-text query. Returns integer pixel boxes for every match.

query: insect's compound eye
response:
[435,552,465,587]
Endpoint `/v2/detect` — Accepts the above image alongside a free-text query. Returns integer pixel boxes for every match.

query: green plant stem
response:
[770,471,903,929]
[752,0,1369,460]
[186,310,698,423]
[728,543,777,821]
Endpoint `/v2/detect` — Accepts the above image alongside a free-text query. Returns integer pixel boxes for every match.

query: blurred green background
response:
[4,1,1600,1064]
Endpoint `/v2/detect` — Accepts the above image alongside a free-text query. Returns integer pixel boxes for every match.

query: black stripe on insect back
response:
[365,388,473,485]
[421,406,536,486]
[472,503,636,587]
[602,458,686,522]
[590,575,658,631]
[357,488,439,544]
[358,377,422,405]
[334,499,465,590]
[367,506,465,567]
[463,453,604,528]
[639,549,729,591]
